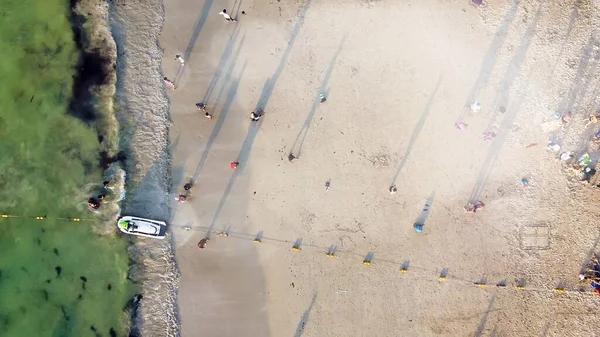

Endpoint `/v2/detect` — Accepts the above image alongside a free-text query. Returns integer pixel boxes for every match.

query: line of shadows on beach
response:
[192,37,247,182]
[456,0,521,124]
[289,34,346,159]
[390,76,441,186]
[204,0,312,237]
[467,73,531,204]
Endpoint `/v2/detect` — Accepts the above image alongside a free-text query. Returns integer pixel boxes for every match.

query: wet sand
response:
[161,0,600,335]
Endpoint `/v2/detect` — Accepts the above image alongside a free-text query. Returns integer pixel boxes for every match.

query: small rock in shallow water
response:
[55,266,62,277]
[109,327,117,337]
[107,284,112,291]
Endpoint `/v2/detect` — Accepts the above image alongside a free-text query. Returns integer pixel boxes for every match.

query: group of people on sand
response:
[195,101,263,122]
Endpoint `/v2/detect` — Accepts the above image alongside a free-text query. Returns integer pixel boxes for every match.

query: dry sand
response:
[126,0,600,335]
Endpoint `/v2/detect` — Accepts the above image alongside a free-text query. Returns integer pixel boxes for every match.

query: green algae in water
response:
[0,1,134,336]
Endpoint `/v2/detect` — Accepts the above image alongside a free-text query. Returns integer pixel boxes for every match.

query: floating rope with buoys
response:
[0,214,96,222]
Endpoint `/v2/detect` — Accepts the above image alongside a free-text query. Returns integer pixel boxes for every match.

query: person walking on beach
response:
[230,161,239,170]
[163,77,176,90]
[175,54,185,66]
[219,9,237,22]
[250,111,260,121]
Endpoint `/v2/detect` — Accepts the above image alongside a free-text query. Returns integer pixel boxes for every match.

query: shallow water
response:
[0,0,134,336]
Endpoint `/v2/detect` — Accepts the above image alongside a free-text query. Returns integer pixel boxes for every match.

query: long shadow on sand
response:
[289,35,346,159]
[543,6,579,91]
[456,0,521,124]
[182,0,215,63]
[204,0,312,237]
[467,73,531,204]
[201,25,241,105]
[255,0,312,112]
[390,76,441,186]
[484,3,542,132]
[174,0,216,85]
[474,295,495,337]
[413,190,435,227]
[579,231,600,275]
[294,292,317,337]
[192,38,247,182]
[555,32,600,150]
[466,4,542,203]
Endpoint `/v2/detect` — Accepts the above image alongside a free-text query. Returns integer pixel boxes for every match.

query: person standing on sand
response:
[219,9,237,22]
[175,54,185,66]
[163,77,176,90]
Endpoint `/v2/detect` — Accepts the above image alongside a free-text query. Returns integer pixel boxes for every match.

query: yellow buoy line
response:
[1,214,96,222]
[175,224,600,298]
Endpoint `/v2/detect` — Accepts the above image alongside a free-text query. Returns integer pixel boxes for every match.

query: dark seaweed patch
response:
[68,50,109,123]
[42,289,49,301]
[60,305,70,322]
[55,266,62,277]
[53,248,59,256]
[35,238,41,246]
[90,325,102,337]
[124,294,143,337]
[107,283,112,291]
[45,279,52,284]
[80,276,87,282]
[109,327,116,337]
[99,150,127,170]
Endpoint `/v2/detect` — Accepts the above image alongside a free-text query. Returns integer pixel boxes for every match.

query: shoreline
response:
[108,0,181,336]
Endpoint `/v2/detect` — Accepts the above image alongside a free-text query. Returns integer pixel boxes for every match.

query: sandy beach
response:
[116,0,600,335]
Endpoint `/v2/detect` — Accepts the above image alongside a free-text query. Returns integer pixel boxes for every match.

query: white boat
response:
[117,216,167,239]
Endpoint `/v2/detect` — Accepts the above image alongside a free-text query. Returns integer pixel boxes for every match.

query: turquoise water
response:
[0,0,134,336]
